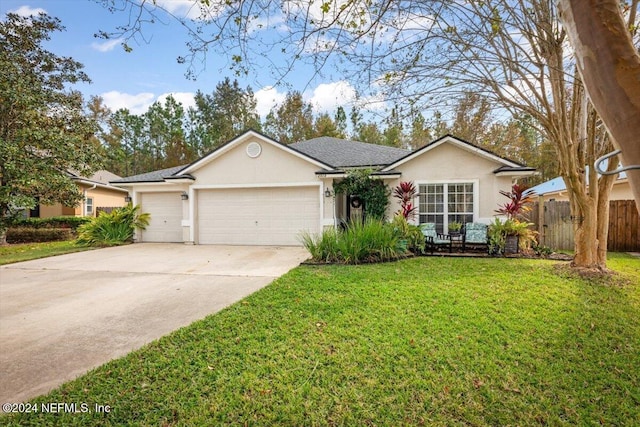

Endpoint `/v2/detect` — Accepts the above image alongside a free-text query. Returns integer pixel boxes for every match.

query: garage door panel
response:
[140,192,183,243]
[198,187,319,245]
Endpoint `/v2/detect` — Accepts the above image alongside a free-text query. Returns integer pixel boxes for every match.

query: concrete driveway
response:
[0,244,308,403]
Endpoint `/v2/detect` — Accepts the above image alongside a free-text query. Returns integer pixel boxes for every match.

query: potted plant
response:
[448,221,463,236]
[493,184,537,255]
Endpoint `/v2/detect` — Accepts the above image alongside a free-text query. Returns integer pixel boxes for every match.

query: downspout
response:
[82,184,97,216]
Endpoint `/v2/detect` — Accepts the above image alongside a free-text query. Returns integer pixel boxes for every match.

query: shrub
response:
[10,216,91,230]
[76,204,150,247]
[6,227,73,243]
[301,218,407,264]
[333,170,390,221]
[488,218,537,255]
[393,181,417,220]
[391,214,425,254]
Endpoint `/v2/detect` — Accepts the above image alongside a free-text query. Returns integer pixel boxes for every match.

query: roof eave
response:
[73,178,129,192]
[493,167,537,177]
[382,135,526,172]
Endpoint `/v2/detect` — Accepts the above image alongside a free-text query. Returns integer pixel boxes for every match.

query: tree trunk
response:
[558,0,640,214]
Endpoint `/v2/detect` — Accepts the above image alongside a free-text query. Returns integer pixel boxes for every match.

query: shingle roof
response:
[110,165,188,183]
[290,137,410,168]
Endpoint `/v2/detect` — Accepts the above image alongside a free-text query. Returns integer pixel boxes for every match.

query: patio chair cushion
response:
[420,223,452,253]
[464,222,488,244]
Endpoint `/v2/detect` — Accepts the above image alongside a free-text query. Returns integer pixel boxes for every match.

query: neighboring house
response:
[530,173,633,202]
[27,170,129,218]
[111,130,535,245]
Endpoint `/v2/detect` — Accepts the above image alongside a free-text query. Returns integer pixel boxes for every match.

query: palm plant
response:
[76,204,150,246]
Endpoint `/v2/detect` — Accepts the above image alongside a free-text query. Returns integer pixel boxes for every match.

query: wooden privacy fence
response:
[95,206,120,215]
[528,200,640,252]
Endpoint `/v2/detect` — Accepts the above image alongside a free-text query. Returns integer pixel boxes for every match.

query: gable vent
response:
[246,142,262,158]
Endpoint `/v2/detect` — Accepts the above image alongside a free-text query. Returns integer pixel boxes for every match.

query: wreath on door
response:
[350,196,363,209]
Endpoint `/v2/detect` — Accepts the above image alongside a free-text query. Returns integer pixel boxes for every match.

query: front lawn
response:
[5,254,639,426]
[0,241,93,265]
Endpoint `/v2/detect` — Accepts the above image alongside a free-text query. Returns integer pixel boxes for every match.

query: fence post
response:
[537,196,545,246]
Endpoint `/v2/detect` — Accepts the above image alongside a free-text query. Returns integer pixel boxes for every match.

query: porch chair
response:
[420,223,452,254]
[462,222,489,252]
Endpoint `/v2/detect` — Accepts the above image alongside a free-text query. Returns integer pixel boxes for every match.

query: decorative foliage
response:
[488,218,537,255]
[393,181,417,220]
[76,204,150,247]
[300,218,405,264]
[448,221,463,232]
[490,184,538,254]
[333,170,390,221]
[391,214,425,254]
[495,183,536,221]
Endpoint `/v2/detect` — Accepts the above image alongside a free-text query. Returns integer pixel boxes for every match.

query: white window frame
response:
[85,197,94,216]
[416,180,479,234]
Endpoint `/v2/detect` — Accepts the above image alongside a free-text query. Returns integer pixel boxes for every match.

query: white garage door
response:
[140,192,183,242]
[197,186,320,245]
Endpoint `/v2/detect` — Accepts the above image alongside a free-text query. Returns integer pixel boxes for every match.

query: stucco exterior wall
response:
[388,142,515,223]
[84,186,128,214]
[31,186,126,218]
[192,139,324,186]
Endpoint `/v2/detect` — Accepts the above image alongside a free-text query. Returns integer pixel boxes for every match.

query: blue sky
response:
[1,1,369,117]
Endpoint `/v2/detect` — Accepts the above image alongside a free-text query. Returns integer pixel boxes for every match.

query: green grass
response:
[5,254,640,426]
[0,241,93,265]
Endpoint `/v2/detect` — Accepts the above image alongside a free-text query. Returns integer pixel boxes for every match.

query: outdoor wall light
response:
[324,188,332,198]
[181,192,189,200]
[124,195,132,203]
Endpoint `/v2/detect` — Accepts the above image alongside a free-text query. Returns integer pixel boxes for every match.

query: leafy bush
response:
[333,170,390,220]
[76,204,150,247]
[488,218,537,255]
[393,181,417,220]
[6,227,73,243]
[300,218,406,264]
[10,216,91,230]
[391,214,425,254]
[495,183,536,220]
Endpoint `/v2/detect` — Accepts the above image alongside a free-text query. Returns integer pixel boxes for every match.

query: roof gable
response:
[178,130,334,175]
[381,134,525,172]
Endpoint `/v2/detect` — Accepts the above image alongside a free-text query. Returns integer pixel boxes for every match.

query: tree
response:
[146,95,192,169]
[313,113,341,138]
[558,0,640,214]
[0,13,102,244]
[263,91,314,143]
[355,122,384,145]
[109,108,146,176]
[383,106,405,147]
[334,106,348,138]
[407,109,431,149]
[188,78,261,154]
[449,92,493,145]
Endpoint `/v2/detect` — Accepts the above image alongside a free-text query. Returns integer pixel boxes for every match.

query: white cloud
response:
[255,86,287,117]
[255,81,386,118]
[157,92,196,110]
[10,6,46,17]
[101,91,156,115]
[152,0,226,20]
[91,38,123,53]
[307,81,357,113]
